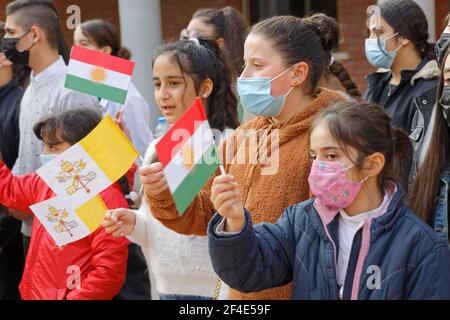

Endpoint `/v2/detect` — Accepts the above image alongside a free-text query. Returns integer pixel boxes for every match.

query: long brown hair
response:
[311,101,413,192]
[409,50,450,224]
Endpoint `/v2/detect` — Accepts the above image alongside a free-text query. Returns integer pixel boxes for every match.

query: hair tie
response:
[190,38,200,47]
[329,56,335,66]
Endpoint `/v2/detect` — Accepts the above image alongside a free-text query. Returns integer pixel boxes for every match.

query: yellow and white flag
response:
[30,195,107,247]
[36,115,138,202]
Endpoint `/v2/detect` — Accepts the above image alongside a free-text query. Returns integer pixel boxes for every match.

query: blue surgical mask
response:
[40,154,57,166]
[237,65,295,117]
[365,33,401,69]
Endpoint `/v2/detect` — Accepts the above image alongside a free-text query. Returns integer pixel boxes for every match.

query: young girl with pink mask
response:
[207,101,450,300]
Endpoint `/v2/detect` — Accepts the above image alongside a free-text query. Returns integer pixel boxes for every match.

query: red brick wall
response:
[337,0,376,94]
[0,0,120,46]
[436,0,449,36]
[161,0,242,41]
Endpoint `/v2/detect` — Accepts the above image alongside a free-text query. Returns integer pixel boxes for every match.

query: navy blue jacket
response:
[209,185,450,300]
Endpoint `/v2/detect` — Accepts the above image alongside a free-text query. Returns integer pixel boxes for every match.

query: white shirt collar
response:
[30,56,66,83]
[339,192,389,224]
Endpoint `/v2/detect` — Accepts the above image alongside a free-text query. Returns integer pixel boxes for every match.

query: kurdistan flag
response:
[30,195,108,247]
[156,98,220,215]
[37,115,139,203]
[65,45,135,104]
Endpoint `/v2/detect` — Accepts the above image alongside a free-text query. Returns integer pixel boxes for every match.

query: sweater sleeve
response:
[127,208,150,247]
[0,160,40,214]
[146,132,236,236]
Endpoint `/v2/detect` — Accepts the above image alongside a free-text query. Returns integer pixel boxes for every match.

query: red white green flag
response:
[65,45,135,104]
[156,98,220,215]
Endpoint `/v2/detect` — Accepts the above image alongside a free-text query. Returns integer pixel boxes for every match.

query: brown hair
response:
[79,19,131,60]
[409,50,450,224]
[305,13,361,99]
[193,6,248,76]
[311,101,413,191]
[6,0,69,63]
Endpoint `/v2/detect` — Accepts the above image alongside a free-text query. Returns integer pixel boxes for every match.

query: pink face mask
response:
[308,160,367,209]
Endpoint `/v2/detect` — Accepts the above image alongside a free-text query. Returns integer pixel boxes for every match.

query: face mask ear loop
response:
[378,32,400,56]
[270,64,297,83]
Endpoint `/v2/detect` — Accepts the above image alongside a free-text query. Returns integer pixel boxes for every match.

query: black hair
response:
[153,38,239,131]
[6,0,69,63]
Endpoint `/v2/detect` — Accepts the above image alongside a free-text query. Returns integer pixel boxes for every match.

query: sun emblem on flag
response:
[46,206,78,237]
[55,159,97,195]
[182,143,195,170]
[90,65,107,83]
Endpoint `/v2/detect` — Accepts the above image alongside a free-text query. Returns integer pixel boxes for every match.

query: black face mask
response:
[2,31,33,67]
[436,33,450,67]
[439,86,450,127]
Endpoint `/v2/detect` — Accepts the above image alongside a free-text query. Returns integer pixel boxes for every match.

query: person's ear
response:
[399,36,411,47]
[99,46,113,55]
[216,38,225,49]
[291,62,309,88]
[199,78,214,99]
[362,152,385,178]
[29,25,40,45]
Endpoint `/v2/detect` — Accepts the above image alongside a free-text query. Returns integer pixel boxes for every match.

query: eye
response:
[326,153,337,160]
[170,81,180,87]
[445,79,450,86]
[153,81,161,89]
[309,154,317,161]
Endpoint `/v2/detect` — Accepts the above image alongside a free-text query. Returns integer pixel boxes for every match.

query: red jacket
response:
[0,160,130,300]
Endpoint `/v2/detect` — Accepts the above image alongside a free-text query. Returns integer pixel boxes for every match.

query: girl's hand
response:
[102,209,136,237]
[211,175,245,233]
[140,163,169,197]
[114,109,132,141]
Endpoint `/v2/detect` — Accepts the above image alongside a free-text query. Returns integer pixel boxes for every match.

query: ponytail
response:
[329,61,362,100]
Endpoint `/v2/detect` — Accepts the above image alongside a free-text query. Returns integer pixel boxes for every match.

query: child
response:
[208,101,450,300]
[0,108,129,300]
[102,38,239,300]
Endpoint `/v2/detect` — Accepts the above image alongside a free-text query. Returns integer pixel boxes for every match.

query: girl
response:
[140,16,343,300]
[0,108,129,300]
[364,0,439,135]
[209,101,450,300]
[409,36,450,245]
[180,7,249,123]
[102,38,239,300]
[74,19,154,162]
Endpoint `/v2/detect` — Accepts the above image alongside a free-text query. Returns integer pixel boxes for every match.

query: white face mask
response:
[40,154,57,167]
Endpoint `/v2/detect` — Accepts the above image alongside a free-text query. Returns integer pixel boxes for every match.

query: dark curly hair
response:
[153,38,239,131]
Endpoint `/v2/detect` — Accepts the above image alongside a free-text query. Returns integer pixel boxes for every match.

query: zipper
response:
[342,229,363,300]
[325,223,340,300]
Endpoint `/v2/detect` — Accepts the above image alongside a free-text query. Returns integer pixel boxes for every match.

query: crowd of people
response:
[0,0,449,300]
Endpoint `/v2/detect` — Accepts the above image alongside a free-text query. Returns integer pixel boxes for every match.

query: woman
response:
[364,0,439,137]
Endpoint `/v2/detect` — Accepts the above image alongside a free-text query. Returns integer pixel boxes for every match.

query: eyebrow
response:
[444,68,450,73]
[153,75,184,81]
